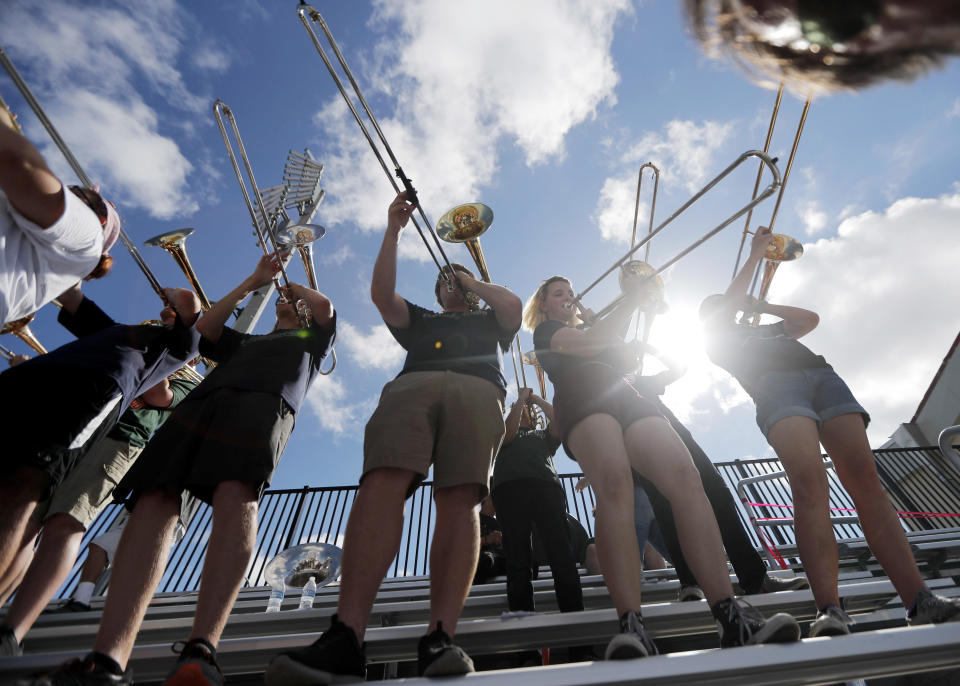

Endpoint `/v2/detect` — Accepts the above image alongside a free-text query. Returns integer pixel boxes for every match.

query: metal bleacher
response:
[2,449,960,684]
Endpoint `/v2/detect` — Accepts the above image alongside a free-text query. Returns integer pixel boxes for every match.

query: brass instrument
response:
[1,315,46,355]
[296,4,470,302]
[576,150,782,324]
[0,45,168,302]
[626,163,663,372]
[0,341,15,361]
[264,542,342,593]
[436,203,493,284]
[144,228,212,310]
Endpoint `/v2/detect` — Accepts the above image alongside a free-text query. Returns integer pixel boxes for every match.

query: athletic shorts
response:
[363,370,506,500]
[753,367,870,438]
[116,388,295,507]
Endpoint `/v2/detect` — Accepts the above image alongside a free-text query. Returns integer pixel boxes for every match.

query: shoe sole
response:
[422,647,475,677]
[748,613,802,645]
[809,623,852,638]
[604,635,653,660]
[165,662,222,686]
[265,655,365,686]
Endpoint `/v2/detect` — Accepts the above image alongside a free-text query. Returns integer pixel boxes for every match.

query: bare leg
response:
[0,467,48,581]
[79,544,109,585]
[337,468,415,640]
[188,481,258,646]
[821,413,925,608]
[4,514,84,641]
[428,484,481,634]
[0,533,36,606]
[643,543,666,571]
[585,543,601,576]
[92,490,180,668]
[625,417,733,604]
[567,414,643,616]
[767,416,840,608]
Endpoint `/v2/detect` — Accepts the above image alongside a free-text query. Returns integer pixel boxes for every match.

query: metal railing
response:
[48,446,960,599]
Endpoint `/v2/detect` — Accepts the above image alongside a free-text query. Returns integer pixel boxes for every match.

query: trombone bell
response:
[264,542,343,589]
[144,228,212,311]
[764,232,803,262]
[278,224,325,291]
[437,203,494,283]
[1,316,46,355]
[618,260,664,311]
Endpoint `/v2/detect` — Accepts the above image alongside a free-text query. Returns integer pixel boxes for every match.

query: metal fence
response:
[53,446,960,599]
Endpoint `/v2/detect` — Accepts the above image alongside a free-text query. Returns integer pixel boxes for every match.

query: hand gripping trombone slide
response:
[295,2,472,305]
[574,150,782,324]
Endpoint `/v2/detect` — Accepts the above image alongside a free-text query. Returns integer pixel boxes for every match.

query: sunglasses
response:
[68,185,108,227]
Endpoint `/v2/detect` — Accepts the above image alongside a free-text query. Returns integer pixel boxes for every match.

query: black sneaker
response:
[417,622,474,677]
[163,638,223,685]
[713,597,801,648]
[1,624,22,657]
[20,654,132,685]
[907,589,960,625]
[604,611,658,660]
[265,614,366,685]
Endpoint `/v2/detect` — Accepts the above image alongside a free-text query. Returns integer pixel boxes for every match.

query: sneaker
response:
[809,605,853,637]
[907,589,960,625]
[163,638,223,686]
[604,610,658,660]
[20,654,131,685]
[264,614,366,685]
[1,625,22,657]
[713,598,801,648]
[678,585,706,602]
[417,622,474,677]
[55,600,93,614]
[760,574,810,593]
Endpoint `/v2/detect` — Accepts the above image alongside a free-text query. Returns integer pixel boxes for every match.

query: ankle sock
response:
[72,581,94,606]
[89,651,123,675]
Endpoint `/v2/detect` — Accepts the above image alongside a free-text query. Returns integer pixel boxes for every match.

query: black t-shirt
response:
[387,300,517,393]
[479,512,503,554]
[28,297,201,417]
[532,319,638,389]
[189,313,336,414]
[705,320,830,395]
[491,427,562,490]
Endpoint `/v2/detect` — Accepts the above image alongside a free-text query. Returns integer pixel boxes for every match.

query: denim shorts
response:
[753,367,870,438]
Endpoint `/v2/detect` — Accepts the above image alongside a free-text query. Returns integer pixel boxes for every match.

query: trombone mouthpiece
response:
[562,302,574,311]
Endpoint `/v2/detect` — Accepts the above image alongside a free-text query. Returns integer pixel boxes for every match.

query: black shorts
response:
[552,363,662,459]
[1,364,121,496]
[116,387,295,507]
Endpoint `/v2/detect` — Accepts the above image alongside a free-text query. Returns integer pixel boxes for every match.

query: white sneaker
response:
[809,605,853,637]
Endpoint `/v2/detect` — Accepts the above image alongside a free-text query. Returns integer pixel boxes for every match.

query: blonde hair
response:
[522,275,572,332]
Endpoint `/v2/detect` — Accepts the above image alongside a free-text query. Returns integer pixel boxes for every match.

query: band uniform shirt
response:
[0,185,103,326]
[532,319,639,389]
[188,312,337,415]
[21,296,201,418]
[705,320,830,396]
[387,299,518,394]
[491,427,563,491]
[56,298,200,447]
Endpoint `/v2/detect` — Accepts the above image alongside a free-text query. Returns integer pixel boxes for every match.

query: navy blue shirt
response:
[388,300,517,393]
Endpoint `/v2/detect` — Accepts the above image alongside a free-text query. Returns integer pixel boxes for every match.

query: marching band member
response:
[0,285,200,618]
[527,274,800,659]
[0,99,118,326]
[267,191,521,683]
[0,283,198,657]
[700,227,960,635]
[26,253,335,685]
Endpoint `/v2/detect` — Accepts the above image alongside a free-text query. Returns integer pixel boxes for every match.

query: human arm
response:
[502,387,532,446]
[637,341,687,388]
[280,282,334,327]
[7,353,30,367]
[55,282,116,337]
[753,298,820,339]
[547,295,644,359]
[456,272,522,332]
[370,192,413,329]
[196,254,279,344]
[0,103,64,228]
[139,378,174,408]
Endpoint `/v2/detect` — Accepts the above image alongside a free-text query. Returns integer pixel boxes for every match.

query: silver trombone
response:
[576,150,782,323]
[627,162,662,371]
[0,44,167,302]
[295,3,470,302]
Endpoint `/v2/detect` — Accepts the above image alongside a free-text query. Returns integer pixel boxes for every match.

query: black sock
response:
[89,651,124,675]
[710,596,735,621]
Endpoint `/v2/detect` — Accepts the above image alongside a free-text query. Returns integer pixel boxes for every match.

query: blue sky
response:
[2,0,958,491]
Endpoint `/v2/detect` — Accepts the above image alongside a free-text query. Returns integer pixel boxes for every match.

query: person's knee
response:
[434,483,483,511]
[0,466,49,504]
[361,467,417,497]
[789,470,830,507]
[41,513,85,539]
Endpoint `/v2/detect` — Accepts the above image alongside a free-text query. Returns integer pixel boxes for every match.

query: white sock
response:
[72,582,94,606]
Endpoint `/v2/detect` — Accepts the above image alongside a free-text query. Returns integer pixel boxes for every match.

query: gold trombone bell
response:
[436,203,493,283]
[1,315,46,355]
[144,228,212,311]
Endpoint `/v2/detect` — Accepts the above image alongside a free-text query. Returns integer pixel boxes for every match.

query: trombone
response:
[144,228,212,311]
[731,84,811,325]
[575,150,782,324]
[295,3,470,303]
[1,316,46,355]
[627,162,662,372]
[0,44,168,303]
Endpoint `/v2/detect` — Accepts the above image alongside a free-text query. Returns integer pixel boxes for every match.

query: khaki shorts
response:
[363,371,506,500]
[44,436,143,528]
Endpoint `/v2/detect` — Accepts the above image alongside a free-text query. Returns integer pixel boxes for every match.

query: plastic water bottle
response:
[299,576,317,610]
[265,582,285,613]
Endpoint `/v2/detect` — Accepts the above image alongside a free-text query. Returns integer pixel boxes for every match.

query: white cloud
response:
[193,47,231,74]
[321,244,356,267]
[797,199,828,236]
[0,0,207,218]
[948,98,960,118]
[338,322,406,371]
[310,0,632,236]
[594,175,649,244]
[304,373,376,437]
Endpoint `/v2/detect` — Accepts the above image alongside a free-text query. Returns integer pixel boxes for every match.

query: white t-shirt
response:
[0,184,104,326]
